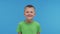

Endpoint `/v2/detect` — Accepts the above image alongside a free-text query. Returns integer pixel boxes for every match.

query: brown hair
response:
[24,5,35,9]
[24,5,35,11]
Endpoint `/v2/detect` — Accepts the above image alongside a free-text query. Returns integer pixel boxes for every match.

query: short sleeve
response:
[16,23,22,32]
[37,24,42,32]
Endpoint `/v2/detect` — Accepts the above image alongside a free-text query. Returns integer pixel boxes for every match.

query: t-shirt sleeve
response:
[37,24,42,32]
[16,23,22,32]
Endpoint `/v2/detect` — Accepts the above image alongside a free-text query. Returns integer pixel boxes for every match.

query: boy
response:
[16,5,41,34]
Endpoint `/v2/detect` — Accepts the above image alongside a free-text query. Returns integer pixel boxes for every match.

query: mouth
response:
[27,15,33,17]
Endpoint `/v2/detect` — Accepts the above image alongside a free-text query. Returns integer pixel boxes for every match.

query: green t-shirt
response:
[16,21,41,34]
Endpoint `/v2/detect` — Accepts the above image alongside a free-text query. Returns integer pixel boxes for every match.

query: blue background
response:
[0,0,60,34]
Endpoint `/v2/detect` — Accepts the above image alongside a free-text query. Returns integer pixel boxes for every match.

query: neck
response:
[26,19,32,23]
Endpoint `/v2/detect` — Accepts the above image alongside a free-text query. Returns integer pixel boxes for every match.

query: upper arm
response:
[37,23,41,32]
[37,32,40,34]
[16,23,22,32]
[18,32,22,34]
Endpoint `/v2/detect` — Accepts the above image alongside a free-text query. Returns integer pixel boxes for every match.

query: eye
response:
[26,11,29,13]
[31,11,33,13]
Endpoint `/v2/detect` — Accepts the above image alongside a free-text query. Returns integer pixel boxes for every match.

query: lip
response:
[27,15,33,17]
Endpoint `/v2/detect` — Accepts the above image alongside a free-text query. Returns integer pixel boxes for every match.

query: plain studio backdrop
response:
[0,0,60,34]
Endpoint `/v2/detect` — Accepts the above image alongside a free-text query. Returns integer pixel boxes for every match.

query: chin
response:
[27,18,32,20]
[27,17,33,20]
[28,19,31,20]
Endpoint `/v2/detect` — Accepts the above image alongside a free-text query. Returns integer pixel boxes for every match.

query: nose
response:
[28,12,31,15]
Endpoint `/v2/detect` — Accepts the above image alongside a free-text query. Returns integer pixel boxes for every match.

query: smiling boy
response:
[16,5,41,34]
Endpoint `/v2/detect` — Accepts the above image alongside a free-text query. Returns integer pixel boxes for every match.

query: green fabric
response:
[16,21,41,34]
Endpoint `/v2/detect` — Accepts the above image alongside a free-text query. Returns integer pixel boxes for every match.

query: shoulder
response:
[18,21,24,25]
[33,21,40,26]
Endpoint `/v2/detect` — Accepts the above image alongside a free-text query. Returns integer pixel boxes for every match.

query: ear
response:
[24,13,26,16]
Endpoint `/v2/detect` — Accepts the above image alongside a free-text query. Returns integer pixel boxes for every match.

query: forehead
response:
[24,7,35,11]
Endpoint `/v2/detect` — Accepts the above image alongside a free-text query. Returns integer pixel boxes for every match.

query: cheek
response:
[24,13,28,16]
[32,14,35,16]
[26,14,28,15]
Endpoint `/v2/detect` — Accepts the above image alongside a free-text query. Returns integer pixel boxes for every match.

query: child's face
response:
[24,7,35,20]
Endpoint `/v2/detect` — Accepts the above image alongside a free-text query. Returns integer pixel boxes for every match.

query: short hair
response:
[24,5,35,9]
